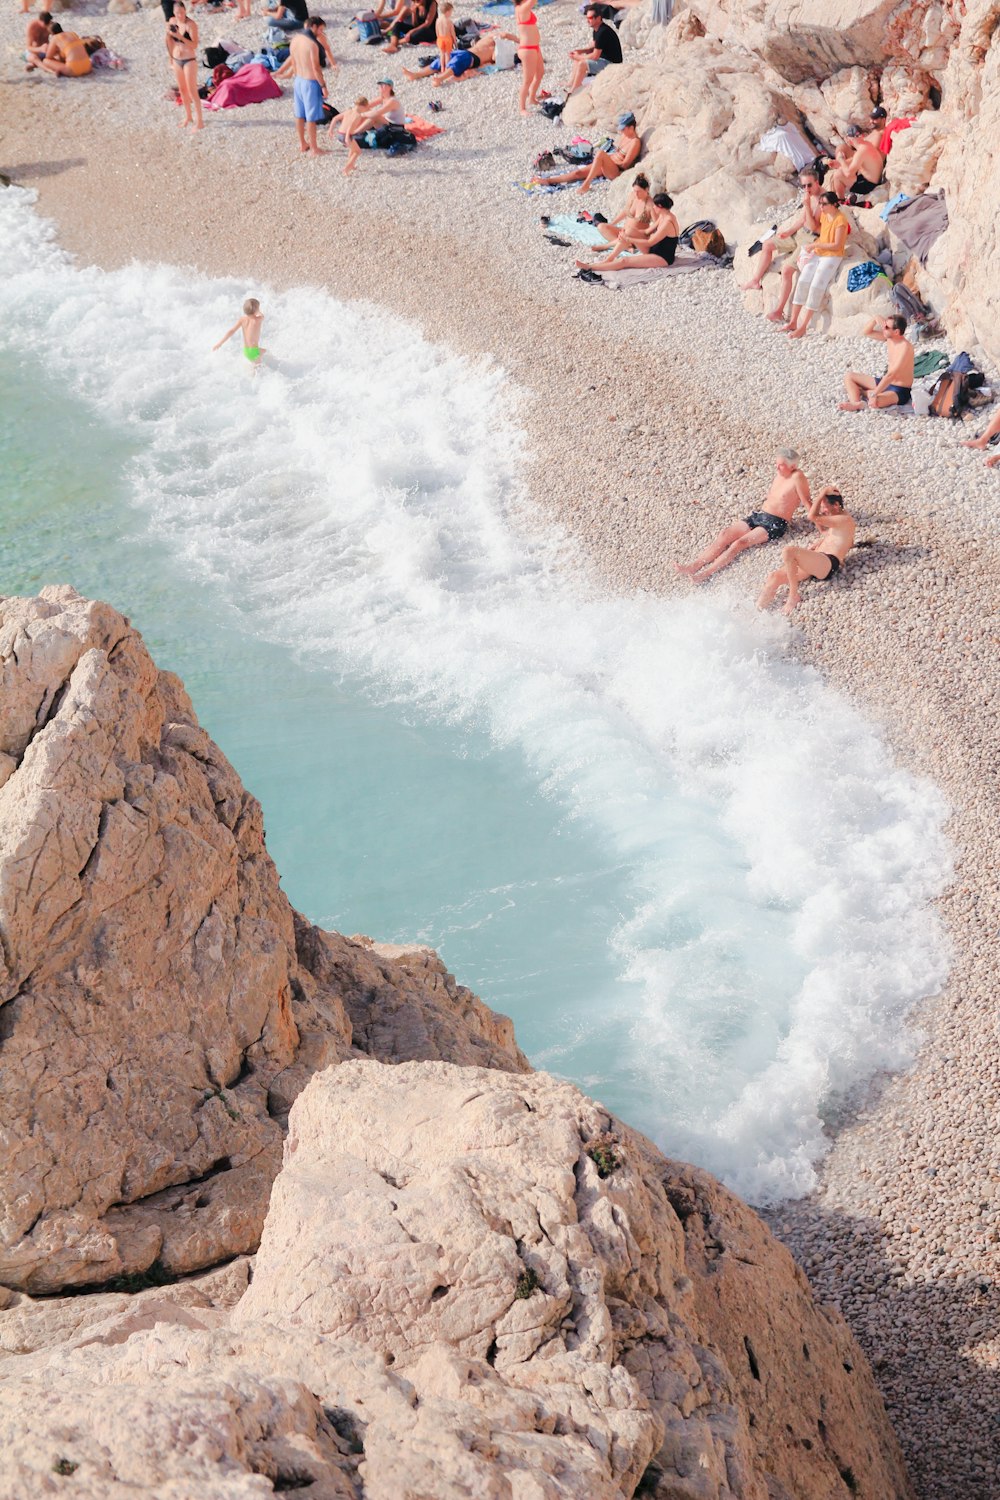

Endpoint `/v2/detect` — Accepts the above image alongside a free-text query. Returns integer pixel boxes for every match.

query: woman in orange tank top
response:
[514,0,543,116]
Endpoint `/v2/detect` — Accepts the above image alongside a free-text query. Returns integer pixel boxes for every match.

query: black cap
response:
[871,105,887,118]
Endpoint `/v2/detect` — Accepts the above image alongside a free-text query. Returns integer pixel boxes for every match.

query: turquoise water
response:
[0,188,952,1200]
[0,352,636,1058]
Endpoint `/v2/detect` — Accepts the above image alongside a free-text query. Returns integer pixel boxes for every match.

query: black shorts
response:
[744,511,788,542]
[819,552,841,579]
[852,173,880,195]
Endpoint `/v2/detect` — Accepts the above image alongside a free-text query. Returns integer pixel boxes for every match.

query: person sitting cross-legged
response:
[839,314,915,410]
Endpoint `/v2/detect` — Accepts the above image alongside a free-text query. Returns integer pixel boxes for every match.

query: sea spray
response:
[0,187,952,1201]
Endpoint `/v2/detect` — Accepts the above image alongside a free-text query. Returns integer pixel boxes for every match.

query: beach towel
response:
[879,191,911,222]
[542,213,608,245]
[846,261,888,292]
[912,350,949,379]
[204,62,282,108]
[757,122,815,171]
[887,191,948,264]
[599,251,714,288]
[879,117,913,155]
[405,115,444,139]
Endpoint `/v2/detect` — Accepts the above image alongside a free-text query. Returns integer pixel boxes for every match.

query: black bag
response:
[929,371,971,419]
[373,123,416,150]
[540,99,565,119]
[203,44,228,67]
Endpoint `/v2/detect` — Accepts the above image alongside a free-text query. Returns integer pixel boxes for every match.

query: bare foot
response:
[740,279,763,291]
[673,561,698,576]
[576,183,591,196]
[772,320,794,333]
[402,67,418,79]
[962,438,986,449]
[787,327,806,339]
[308,145,330,156]
[837,401,865,412]
[193,122,205,131]
[574,259,592,269]
[986,453,999,468]
[782,593,802,614]
[765,308,786,323]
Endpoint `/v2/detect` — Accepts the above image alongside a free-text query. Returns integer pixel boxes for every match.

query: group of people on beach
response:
[676,450,857,613]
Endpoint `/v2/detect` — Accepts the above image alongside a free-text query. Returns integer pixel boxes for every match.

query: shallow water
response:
[0,186,952,1201]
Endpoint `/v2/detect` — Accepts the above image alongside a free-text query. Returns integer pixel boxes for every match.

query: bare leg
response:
[306,122,329,156]
[344,136,362,174]
[403,63,436,79]
[839,371,875,411]
[527,54,544,106]
[756,568,788,610]
[675,522,751,577]
[188,67,204,130]
[564,57,587,94]
[963,410,1000,449]
[574,249,670,272]
[578,151,619,195]
[538,166,587,186]
[986,452,1000,468]
[692,528,769,581]
[741,241,776,291]
[296,118,309,153]
[787,307,816,339]
[173,62,193,125]
[767,260,797,321]
[779,545,833,612]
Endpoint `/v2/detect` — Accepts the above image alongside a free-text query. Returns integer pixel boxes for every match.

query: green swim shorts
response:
[244,345,261,362]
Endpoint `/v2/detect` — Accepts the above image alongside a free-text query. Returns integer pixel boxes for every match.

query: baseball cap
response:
[871,105,887,118]
[618,112,636,128]
[376,75,393,85]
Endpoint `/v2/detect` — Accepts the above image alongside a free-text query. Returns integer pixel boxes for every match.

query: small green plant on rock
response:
[53,1458,78,1476]
[587,1141,623,1179]
[514,1267,540,1299]
[201,1085,240,1122]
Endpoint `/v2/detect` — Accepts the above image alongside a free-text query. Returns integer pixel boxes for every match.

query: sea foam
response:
[0,188,951,1201]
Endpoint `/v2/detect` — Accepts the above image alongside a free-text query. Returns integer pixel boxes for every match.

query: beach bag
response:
[846,260,885,292]
[928,371,970,419]
[558,143,593,163]
[541,99,566,118]
[355,15,382,41]
[692,227,725,257]
[372,123,417,149]
[204,44,228,66]
[678,218,715,248]
[494,35,516,68]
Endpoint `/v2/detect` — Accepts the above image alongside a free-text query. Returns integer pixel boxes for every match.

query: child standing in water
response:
[213,298,266,369]
[436,2,457,79]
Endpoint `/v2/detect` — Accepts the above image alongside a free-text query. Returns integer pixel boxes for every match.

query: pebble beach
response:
[3,5,999,1495]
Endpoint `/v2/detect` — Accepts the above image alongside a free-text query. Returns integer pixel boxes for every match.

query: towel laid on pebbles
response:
[406,116,444,140]
[598,251,717,289]
[204,63,281,109]
[542,213,608,245]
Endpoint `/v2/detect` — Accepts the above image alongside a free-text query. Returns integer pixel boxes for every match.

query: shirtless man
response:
[25,8,52,68]
[840,315,914,410]
[675,449,811,583]
[290,20,329,156]
[402,29,506,82]
[757,488,855,613]
[535,114,641,194]
[826,130,885,199]
[963,406,1000,468]
[741,169,822,315]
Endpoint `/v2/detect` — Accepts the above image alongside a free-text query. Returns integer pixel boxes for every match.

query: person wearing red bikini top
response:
[514,0,543,116]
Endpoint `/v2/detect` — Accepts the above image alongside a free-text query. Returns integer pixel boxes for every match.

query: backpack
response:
[929,371,971,419]
[355,16,382,41]
[203,43,228,67]
[540,99,565,119]
[692,227,725,257]
[558,144,593,163]
[678,219,716,248]
[372,123,416,150]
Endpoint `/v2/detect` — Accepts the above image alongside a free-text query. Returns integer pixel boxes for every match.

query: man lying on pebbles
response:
[840,315,914,410]
[675,448,810,583]
[757,488,855,613]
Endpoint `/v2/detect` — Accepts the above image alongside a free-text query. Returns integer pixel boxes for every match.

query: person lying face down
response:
[564,4,622,96]
[840,315,915,410]
[534,112,641,194]
[757,488,856,613]
[674,449,811,583]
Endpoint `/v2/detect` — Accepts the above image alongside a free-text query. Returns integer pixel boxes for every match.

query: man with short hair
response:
[839,315,915,410]
[290,19,329,156]
[25,7,52,68]
[826,128,885,200]
[740,168,822,313]
[757,488,856,612]
[675,450,811,582]
[564,6,622,96]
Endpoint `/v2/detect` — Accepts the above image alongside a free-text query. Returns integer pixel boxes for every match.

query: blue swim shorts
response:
[449,48,475,75]
[293,76,325,123]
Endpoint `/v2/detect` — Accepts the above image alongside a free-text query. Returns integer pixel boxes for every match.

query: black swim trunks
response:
[886,383,912,405]
[818,552,841,579]
[743,510,788,542]
[852,172,881,194]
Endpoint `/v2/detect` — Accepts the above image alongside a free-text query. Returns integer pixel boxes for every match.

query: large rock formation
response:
[1,1062,914,1499]
[567,0,999,360]
[0,588,913,1497]
[0,587,524,1294]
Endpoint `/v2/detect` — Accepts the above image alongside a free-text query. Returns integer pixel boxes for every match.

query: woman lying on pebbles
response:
[574,190,678,271]
[535,113,640,193]
[165,1,203,131]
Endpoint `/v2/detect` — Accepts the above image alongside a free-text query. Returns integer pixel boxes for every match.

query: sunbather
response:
[25,8,52,68]
[536,113,640,193]
[675,449,810,583]
[839,315,915,409]
[757,488,855,613]
[963,406,1000,467]
[402,31,505,82]
[39,23,92,76]
[739,168,822,324]
[574,190,677,270]
[826,130,885,199]
[383,0,437,53]
[513,0,544,117]
[591,173,652,242]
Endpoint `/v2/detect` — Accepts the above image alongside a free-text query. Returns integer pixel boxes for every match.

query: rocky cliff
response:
[566,0,998,361]
[0,589,913,1498]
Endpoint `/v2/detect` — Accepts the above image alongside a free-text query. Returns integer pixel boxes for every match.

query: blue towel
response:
[879,192,911,222]
[544,212,609,244]
[846,261,888,292]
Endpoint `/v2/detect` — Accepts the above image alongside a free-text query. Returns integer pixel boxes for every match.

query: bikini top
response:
[519,7,537,21]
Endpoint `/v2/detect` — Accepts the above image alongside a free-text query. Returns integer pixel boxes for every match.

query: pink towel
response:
[205,62,282,110]
[405,115,444,140]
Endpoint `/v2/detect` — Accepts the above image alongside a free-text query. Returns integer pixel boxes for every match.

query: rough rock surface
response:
[0,1061,913,1499]
[0,588,525,1294]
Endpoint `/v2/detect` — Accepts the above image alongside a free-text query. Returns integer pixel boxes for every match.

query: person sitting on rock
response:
[674,448,811,583]
[839,315,915,410]
[779,192,850,339]
[963,406,1000,468]
[563,4,622,97]
[534,113,640,193]
[740,167,822,320]
[756,488,856,613]
[826,127,885,201]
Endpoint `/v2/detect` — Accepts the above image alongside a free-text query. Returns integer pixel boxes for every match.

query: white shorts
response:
[794,253,841,311]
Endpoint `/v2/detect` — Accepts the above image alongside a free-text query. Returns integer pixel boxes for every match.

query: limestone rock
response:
[0,589,523,1294]
[0,1060,912,1499]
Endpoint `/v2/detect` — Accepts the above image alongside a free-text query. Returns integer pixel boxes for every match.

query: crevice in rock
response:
[108,1155,234,1212]
[744,1335,762,1382]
